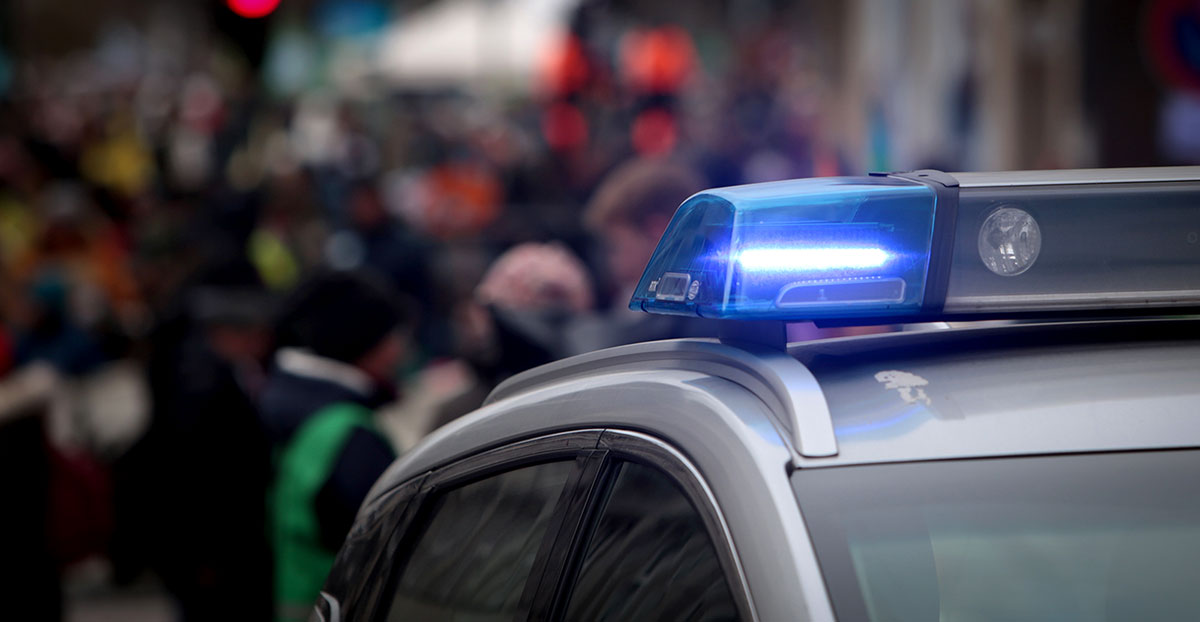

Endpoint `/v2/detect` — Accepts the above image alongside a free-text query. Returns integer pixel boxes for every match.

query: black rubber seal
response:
[875,169,960,313]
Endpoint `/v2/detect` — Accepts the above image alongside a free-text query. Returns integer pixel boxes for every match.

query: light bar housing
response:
[630,166,1200,323]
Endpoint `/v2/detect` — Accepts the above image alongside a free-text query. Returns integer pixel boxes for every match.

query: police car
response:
[315,166,1200,621]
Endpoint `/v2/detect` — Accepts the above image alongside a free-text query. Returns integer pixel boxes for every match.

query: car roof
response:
[367,338,805,504]
[369,318,1200,500]
[793,318,1200,466]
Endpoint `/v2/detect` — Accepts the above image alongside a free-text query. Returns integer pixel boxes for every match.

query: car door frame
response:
[330,429,604,621]
[336,427,754,621]
[530,428,756,621]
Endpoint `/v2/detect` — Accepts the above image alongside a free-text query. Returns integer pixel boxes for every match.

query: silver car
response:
[317,167,1200,621]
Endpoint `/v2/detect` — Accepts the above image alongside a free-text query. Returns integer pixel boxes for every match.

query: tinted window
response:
[794,450,1200,622]
[385,460,574,621]
[564,461,738,621]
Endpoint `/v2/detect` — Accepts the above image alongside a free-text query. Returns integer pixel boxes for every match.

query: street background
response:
[0,0,1197,619]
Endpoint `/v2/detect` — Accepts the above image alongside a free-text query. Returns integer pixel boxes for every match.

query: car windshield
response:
[792,450,1200,622]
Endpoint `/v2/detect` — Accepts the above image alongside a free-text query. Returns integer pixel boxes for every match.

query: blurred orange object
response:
[539,34,591,97]
[0,327,12,376]
[48,443,113,566]
[422,162,502,239]
[619,26,696,94]
[14,216,140,325]
[542,102,590,152]
[631,108,678,156]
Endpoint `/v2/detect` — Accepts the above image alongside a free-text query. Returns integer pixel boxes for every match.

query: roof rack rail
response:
[486,339,838,458]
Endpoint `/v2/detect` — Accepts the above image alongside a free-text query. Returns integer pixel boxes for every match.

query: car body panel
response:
[356,318,1200,621]
[793,319,1200,467]
[950,166,1200,187]
[366,367,836,620]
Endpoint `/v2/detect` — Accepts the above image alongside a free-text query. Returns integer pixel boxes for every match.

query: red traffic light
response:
[227,0,280,19]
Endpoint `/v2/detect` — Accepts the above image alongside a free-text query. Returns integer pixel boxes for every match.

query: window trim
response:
[362,429,605,622]
[348,428,755,622]
[517,449,607,619]
[324,472,429,620]
[538,429,758,622]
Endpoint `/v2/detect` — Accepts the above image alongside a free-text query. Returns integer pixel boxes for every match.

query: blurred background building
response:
[0,0,1196,619]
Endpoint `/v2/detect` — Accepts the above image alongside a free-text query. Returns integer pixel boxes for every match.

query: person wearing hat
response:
[258,270,411,621]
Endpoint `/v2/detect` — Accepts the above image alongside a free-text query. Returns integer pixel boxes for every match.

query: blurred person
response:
[331,178,443,359]
[472,241,595,367]
[12,271,108,377]
[0,361,115,620]
[433,159,710,426]
[0,138,41,268]
[13,181,141,346]
[467,158,710,369]
[249,170,327,292]
[584,158,699,299]
[475,242,595,315]
[259,270,410,621]
[343,179,430,290]
[574,157,885,346]
[0,318,12,376]
[113,258,275,621]
[0,365,65,620]
[566,157,716,354]
[429,241,595,429]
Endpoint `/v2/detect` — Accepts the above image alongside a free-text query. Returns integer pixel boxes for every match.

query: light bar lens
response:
[977,206,1042,276]
[736,247,892,271]
[633,167,1200,324]
[630,177,938,320]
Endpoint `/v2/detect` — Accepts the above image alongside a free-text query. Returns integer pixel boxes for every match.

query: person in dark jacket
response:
[259,270,410,621]
[114,259,275,621]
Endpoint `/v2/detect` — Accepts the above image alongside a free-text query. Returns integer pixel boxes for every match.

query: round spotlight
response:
[978,206,1041,276]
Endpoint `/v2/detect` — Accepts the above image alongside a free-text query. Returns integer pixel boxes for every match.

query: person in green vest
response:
[258,270,410,621]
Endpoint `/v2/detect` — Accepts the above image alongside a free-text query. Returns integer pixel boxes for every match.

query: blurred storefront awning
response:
[377,0,580,90]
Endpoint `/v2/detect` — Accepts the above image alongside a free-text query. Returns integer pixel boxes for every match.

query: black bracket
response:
[718,320,788,351]
[872,169,960,313]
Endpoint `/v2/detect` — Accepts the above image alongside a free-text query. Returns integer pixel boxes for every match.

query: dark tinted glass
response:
[385,460,574,621]
[794,450,1200,622]
[564,461,738,621]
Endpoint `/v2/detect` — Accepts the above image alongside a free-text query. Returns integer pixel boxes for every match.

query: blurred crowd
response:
[0,7,856,619]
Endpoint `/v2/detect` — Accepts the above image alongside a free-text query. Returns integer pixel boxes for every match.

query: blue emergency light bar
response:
[630,167,1200,322]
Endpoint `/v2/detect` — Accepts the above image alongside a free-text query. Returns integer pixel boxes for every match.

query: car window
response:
[383,460,574,621]
[793,450,1200,622]
[563,460,739,621]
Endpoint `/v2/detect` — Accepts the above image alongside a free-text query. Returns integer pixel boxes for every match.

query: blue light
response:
[736,247,891,272]
[630,176,939,320]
